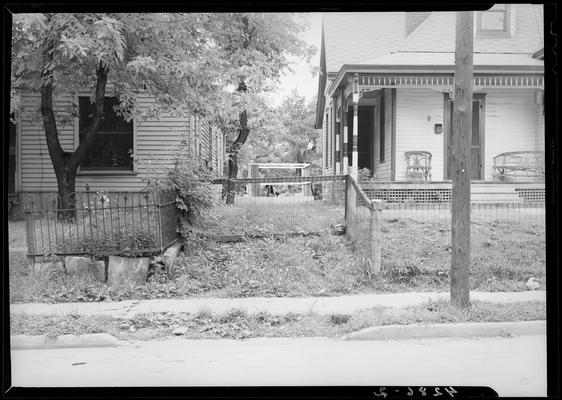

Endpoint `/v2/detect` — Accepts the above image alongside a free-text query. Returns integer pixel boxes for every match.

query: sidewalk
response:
[10,290,546,318]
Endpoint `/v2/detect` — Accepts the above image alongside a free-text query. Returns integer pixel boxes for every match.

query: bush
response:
[358,168,373,181]
[145,142,218,241]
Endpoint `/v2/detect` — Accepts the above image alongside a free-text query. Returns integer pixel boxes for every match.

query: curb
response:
[342,320,546,341]
[10,333,123,350]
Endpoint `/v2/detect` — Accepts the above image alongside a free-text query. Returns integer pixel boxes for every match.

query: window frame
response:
[74,95,137,175]
[476,4,511,37]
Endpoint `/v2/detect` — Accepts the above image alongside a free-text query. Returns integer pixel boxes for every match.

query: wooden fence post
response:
[370,199,383,273]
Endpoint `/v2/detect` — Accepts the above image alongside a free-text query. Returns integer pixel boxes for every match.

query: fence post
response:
[344,175,349,223]
[369,199,383,273]
[156,191,164,253]
[24,209,37,265]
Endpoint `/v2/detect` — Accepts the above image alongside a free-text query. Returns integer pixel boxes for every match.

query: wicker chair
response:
[405,151,432,182]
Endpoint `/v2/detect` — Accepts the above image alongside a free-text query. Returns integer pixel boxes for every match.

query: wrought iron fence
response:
[199,175,347,238]
[23,186,179,260]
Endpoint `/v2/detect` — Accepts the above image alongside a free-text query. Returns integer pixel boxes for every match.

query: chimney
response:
[405,12,431,36]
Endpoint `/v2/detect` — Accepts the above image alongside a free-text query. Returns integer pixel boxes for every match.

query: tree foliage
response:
[11,12,315,211]
[240,91,321,175]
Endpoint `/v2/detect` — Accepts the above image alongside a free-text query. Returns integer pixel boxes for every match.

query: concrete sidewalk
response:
[10,290,546,318]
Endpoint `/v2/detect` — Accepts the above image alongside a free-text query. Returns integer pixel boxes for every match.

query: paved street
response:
[11,334,546,397]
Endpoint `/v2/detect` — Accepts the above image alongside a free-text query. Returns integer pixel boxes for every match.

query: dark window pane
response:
[79,132,133,169]
[79,97,133,170]
[79,97,132,133]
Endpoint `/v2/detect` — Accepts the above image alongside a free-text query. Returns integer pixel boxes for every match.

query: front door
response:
[445,94,485,180]
[347,106,374,171]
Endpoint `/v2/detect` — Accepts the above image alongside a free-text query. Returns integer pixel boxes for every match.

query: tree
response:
[277,91,320,169]
[238,92,321,178]
[202,14,314,204]
[450,11,474,308]
[11,13,314,212]
[11,13,219,218]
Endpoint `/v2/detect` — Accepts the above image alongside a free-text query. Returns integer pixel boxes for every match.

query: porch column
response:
[343,108,349,174]
[335,110,341,174]
[351,74,360,179]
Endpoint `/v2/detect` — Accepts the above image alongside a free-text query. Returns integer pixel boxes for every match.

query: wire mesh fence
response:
[23,187,179,259]
[359,181,546,274]
[199,175,347,238]
[345,176,382,271]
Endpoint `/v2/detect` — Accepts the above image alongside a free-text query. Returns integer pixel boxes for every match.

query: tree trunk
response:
[40,32,109,220]
[450,11,473,309]
[224,16,254,205]
[225,82,250,205]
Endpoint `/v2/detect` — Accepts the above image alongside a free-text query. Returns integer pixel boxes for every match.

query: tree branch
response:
[40,35,65,175]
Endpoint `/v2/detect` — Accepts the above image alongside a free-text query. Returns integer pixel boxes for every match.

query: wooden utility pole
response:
[451,11,474,308]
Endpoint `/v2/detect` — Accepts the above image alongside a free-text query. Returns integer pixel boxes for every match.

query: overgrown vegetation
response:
[62,229,158,260]
[10,300,546,339]
[10,218,545,304]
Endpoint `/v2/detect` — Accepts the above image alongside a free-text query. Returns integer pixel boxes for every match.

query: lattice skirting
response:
[515,188,545,202]
[362,186,545,204]
[362,188,452,203]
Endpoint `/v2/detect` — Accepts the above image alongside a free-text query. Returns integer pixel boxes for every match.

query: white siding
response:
[535,93,544,152]
[394,89,445,181]
[483,89,537,180]
[393,88,538,181]
[19,91,223,193]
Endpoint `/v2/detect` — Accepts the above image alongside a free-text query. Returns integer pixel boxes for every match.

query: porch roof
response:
[327,59,544,98]
[363,52,544,68]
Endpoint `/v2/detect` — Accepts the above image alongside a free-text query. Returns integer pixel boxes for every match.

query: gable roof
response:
[323,12,406,74]
[398,5,543,54]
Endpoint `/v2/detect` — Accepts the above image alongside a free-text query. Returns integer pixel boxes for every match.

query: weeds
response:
[10,300,545,339]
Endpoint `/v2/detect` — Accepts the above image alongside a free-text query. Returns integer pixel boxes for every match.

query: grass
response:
[8,220,27,248]
[200,197,345,236]
[10,300,546,339]
[8,200,545,304]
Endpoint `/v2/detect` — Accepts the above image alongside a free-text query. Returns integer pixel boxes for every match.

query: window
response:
[477,4,510,35]
[79,97,133,170]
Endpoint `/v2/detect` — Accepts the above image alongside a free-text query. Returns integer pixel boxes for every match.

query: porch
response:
[325,70,544,182]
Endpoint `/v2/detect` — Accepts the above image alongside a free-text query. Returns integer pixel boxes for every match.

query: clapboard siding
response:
[395,89,444,181]
[392,88,538,182]
[535,99,544,152]
[18,91,224,193]
[483,89,536,180]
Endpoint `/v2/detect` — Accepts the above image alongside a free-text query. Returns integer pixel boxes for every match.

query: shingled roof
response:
[397,5,543,54]
[323,12,406,73]
[316,5,544,127]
